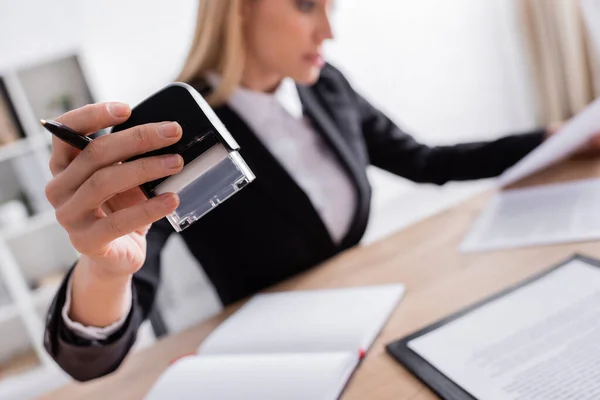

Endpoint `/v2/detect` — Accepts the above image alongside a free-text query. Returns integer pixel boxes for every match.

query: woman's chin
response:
[289,66,324,86]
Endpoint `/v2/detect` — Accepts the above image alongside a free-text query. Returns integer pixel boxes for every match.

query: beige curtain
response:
[519,0,600,125]
[582,0,600,96]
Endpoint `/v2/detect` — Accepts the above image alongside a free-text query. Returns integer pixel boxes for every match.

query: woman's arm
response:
[44,218,173,382]
[357,89,546,184]
[329,65,546,185]
[39,102,183,382]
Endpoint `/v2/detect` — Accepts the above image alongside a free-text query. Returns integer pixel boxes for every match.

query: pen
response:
[40,119,93,150]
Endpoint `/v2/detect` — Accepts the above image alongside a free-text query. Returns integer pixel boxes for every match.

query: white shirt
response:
[64,75,356,339]
[211,73,356,243]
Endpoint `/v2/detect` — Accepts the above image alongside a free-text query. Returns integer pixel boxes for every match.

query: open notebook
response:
[145,284,405,400]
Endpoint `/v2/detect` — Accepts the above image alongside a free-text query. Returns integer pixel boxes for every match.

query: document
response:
[407,258,600,400]
[497,97,600,188]
[462,96,600,252]
[460,178,600,252]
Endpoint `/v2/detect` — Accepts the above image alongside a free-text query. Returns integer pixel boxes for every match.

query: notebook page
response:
[197,284,404,356]
[460,178,600,252]
[497,97,600,188]
[144,352,358,400]
[407,258,600,400]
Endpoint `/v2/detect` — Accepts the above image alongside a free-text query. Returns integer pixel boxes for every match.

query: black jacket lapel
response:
[296,85,372,248]
[213,104,337,254]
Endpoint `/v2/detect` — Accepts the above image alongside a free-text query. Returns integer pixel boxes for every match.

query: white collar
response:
[205,72,304,123]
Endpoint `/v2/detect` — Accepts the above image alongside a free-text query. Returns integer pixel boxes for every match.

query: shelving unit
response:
[0,58,67,379]
[0,52,157,389]
[0,51,215,394]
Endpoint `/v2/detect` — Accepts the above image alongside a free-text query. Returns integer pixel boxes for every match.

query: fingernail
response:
[107,102,130,118]
[158,122,180,138]
[161,193,179,208]
[164,154,183,168]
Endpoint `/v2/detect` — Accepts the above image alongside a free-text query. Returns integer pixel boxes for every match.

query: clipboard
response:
[385,254,600,400]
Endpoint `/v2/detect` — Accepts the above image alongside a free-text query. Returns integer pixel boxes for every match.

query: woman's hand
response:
[45,102,184,281]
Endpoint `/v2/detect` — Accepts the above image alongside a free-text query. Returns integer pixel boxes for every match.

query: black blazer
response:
[44,64,545,381]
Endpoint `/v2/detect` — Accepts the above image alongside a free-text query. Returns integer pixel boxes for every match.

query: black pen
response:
[40,119,93,150]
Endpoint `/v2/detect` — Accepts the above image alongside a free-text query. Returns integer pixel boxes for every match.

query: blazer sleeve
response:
[43,218,173,382]
[331,67,546,184]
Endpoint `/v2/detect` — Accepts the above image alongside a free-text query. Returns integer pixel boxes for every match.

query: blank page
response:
[144,352,358,400]
[197,284,404,356]
[461,178,600,252]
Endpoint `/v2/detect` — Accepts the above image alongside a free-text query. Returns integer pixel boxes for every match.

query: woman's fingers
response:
[49,102,131,176]
[83,193,179,248]
[104,186,150,215]
[43,101,182,275]
[58,154,183,225]
[47,121,182,207]
[55,102,131,134]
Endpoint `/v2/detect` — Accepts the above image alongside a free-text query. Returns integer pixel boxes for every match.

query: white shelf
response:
[30,130,51,147]
[33,279,62,319]
[3,221,77,284]
[0,303,19,325]
[41,129,53,146]
[0,128,52,166]
[0,210,58,241]
[0,138,33,164]
[33,280,62,305]
[0,51,110,382]
[0,303,33,364]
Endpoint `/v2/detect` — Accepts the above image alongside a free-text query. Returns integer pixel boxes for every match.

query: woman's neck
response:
[240,61,283,93]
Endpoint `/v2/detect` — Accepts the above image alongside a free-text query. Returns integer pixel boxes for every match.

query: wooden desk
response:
[42,157,600,400]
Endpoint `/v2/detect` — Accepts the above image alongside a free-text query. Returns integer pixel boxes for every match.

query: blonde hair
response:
[176,0,245,106]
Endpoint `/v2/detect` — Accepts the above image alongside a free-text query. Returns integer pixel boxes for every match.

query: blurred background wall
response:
[0,0,539,136]
[0,0,544,222]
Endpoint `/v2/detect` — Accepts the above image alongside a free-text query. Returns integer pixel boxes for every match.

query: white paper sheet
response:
[408,259,600,400]
[497,97,600,188]
[144,352,358,400]
[460,178,600,252]
[197,284,405,356]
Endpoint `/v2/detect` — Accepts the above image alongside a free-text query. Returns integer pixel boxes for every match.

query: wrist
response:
[78,255,134,285]
[70,257,132,327]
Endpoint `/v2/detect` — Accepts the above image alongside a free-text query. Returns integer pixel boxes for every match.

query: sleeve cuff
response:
[61,273,132,340]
